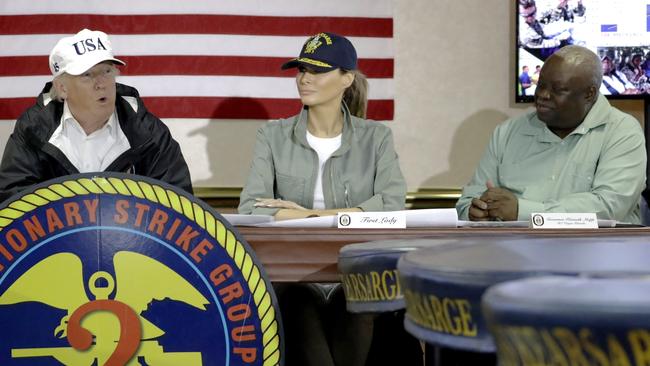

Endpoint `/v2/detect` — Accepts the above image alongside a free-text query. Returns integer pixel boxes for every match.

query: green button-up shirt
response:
[456,94,646,224]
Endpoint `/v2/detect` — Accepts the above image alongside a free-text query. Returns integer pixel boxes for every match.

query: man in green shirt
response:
[457,45,646,224]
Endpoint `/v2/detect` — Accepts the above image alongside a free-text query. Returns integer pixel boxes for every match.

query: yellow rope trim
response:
[296,57,332,68]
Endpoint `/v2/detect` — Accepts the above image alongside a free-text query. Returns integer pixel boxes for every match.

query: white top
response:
[306,130,342,209]
[48,101,130,173]
[600,71,634,95]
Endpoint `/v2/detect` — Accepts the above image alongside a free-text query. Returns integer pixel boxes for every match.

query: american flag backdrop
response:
[0,1,394,121]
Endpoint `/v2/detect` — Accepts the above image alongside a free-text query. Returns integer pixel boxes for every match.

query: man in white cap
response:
[0,29,192,201]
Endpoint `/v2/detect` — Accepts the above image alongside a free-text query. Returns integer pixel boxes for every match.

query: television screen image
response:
[516,0,650,102]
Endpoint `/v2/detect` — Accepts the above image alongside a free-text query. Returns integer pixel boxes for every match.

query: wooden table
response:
[237,227,650,282]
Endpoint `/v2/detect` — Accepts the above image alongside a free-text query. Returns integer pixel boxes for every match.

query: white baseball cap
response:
[49,28,125,77]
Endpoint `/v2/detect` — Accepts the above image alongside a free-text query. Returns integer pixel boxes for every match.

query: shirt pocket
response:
[565,161,595,193]
[498,162,532,195]
[334,167,374,209]
[275,172,306,204]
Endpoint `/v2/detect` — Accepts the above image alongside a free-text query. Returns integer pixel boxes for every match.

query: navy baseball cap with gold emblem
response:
[281,32,357,73]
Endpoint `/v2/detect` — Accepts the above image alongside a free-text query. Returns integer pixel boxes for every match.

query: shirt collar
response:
[578,93,609,131]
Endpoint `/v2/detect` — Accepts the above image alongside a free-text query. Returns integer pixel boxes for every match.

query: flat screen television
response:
[516,0,650,102]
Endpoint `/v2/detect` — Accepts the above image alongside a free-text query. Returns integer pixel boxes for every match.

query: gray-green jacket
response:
[238,106,406,215]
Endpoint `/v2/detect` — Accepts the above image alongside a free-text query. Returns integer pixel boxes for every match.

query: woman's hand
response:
[254,198,307,210]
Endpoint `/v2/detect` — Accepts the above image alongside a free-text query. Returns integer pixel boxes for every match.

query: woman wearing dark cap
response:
[238,32,406,220]
[238,33,413,366]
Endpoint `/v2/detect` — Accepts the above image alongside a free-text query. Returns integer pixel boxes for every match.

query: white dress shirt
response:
[48,101,130,172]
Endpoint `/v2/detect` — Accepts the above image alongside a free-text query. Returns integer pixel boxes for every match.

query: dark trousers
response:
[276,283,424,366]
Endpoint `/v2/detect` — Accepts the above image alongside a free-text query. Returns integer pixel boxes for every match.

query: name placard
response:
[338,211,406,229]
[530,212,598,229]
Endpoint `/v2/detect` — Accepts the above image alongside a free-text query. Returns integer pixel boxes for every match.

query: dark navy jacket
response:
[0,83,192,203]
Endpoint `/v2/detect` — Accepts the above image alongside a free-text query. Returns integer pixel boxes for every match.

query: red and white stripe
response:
[0,1,394,121]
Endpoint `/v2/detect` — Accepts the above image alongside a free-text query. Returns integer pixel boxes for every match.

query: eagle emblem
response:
[0,251,209,365]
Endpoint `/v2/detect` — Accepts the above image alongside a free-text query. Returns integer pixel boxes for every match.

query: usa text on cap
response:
[49,29,125,77]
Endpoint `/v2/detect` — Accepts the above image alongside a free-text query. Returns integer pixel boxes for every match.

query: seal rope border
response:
[0,176,281,366]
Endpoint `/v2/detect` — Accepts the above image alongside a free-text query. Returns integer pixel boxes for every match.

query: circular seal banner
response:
[338,238,458,313]
[397,237,650,353]
[484,276,650,366]
[0,173,282,366]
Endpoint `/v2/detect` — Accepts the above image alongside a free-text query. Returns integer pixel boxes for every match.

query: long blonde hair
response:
[342,69,368,119]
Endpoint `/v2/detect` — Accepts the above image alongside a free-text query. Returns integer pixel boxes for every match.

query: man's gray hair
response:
[552,45,602,88]
[49,73,69,102]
